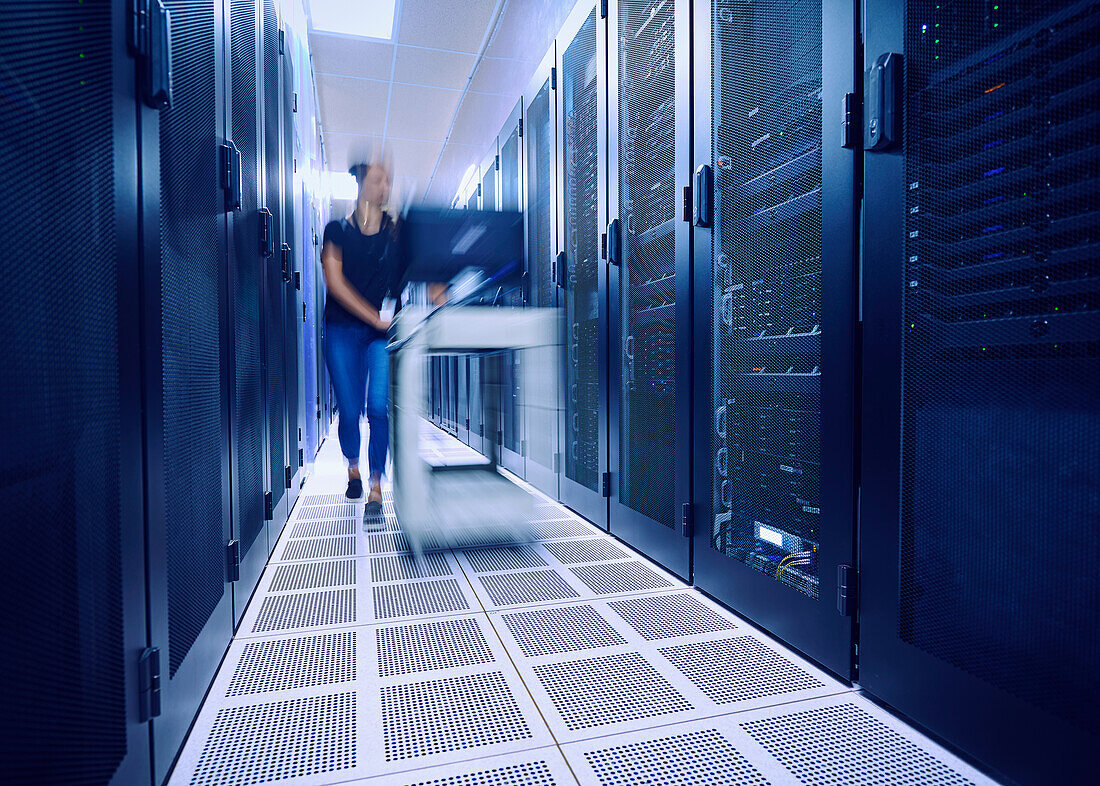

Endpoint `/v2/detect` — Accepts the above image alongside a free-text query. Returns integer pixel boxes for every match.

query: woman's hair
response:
[348,156,394,185]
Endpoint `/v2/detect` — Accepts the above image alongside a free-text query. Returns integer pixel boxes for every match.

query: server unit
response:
[608,0,692,576]
[690,0,859,676]
[861,2,1100,782]
[557,0,609,528]
[523,47,561,498]
[498,106,527,476]
[0,3,151,783]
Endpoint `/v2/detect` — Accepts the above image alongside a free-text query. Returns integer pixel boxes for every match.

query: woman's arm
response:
[321,240,390,331]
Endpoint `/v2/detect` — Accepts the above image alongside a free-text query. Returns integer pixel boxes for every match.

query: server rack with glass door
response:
[860,2,1100,782]
[608,0,693,577]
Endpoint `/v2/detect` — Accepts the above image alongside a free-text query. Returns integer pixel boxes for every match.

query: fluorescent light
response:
[757,525,784,547]
[309,0,397,40]
[324,170,358,200]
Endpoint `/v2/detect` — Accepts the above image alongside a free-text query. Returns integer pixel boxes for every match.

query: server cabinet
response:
[498,107,527,476]
[523,49,561,498]
[142,0,235,780]
[691,0,859,675]
[861,2,1100,782]
[468,354,485,453]
[608,0,691,575]
[0,3,151,783]
[282,41,304,508]
[224,0,269,622]
[457,352,469,444]
[558,1,609,528]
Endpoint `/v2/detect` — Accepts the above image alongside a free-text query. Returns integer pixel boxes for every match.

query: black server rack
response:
[142,0,235,780]
[457,352,469,444]
[226,0,269,621]
[261,0,288,532]
[558,1,608,528]
[861,2,1100,782]
[608,0,692,576]
[499,106,526,476]
[281,42,303,508]
[524,50,561,498]
[690,0,858,676]
[0,3,151,784]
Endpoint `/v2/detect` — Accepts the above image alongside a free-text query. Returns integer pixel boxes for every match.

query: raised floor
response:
[168,423,999,786]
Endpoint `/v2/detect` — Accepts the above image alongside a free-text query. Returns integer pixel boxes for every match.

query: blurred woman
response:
[321,161,402,512]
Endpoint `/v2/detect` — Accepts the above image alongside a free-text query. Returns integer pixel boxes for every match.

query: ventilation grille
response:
[300,493,357,505]
[530,519,598,540]
[371,552,451,582]
[405,760,557,786]
[291,519,356,538]
[226,632,356,697]
[608,593,736,640]
[741,702,976,785]
[533,652,692,730]
[381,672,532,761]
[501,605,626,657]
[252,589,356,633]
[373,578,470,620]
[377,617,494,677]
[190,693,356,785]
[661,637,823,705]
[369,532,410,554]
[464,545,548,572]
[281,536,356,561]
[569,562,672,595]
[542,539,628,564]
[296,504,359,522]
[583,729,767,786]
[479,570,581,607]
[268,559,355,592]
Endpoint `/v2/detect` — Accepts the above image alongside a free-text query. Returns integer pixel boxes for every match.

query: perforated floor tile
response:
[267,559,356,592]
[280,535,358,562]
[377,617,495,677]
[529,519,602,540]
[296,503,362,521]
[381,672,533,762]
[463,545,548,572]
[541,538,629,564]
[478,569,582,607]
[532,652,693,732]
[225,631,356,697]
[660,636,824,705]
[360,748,576,786]
[251,588,356,634]
[371,551,452,582]
[579,728,768,786]
[188,692,356,785]
[608,592,736,640]
[373,578,471,620]
[499,604,626,657]
[368,531,411,554]
[290,518,358,538]
[569,561,673,595]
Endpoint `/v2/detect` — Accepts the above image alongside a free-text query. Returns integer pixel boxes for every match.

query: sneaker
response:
[363,500,385,530]
[346,477,364,501]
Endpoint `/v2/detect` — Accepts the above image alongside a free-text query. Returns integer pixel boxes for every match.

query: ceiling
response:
[308,0,573,207]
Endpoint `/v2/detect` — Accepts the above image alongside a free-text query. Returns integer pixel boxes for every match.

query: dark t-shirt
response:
[322,213,403,334]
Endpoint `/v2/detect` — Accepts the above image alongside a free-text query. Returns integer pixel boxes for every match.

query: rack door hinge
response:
[600,0,608,19]
[680,502,693,538]
[285,464,292,488]
[278,28,285,55]
[682,184,692,222]
[264,491,273,520]
[294,270,302,291]
[554,250,566,286]
[553,452,561,473]
[841,92,860,148]
[137,647,162,722]
[601,471,611,497]
[302,301,306,322]
[281,243,292,283]
[550,67,556,90]
[521,439,527,457]
[226,539,240,582]
[837,565,858,616]
[477,183,482,197]
[601,232,607,260]
[517,118,523,138]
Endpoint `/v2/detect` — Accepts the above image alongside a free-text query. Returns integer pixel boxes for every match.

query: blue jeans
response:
[324,322,389,478]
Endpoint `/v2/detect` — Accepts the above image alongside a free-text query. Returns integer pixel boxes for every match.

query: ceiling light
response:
[309,0,397,40]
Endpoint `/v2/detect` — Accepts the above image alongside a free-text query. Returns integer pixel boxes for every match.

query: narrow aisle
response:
[169,424,997,786]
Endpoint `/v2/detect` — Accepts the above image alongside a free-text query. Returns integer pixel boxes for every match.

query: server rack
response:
[282,40,304,507]
[608,0,692,576]
[690,0,859,676]
[523,48,561,499]
[261,0,289,533]
[498,106,527,476]
[0,4,151,783]
[861,2,1100,782]
[141,0,235,779]
[557,0,609,529]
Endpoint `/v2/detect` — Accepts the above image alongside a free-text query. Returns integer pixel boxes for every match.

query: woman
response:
[321,161,402,511]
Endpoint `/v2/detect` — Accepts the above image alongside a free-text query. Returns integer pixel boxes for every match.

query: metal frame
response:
[555,0,609,529]
[522,45,561,499]
[606,0,692,579]
[859,1,1096,782]
[689,0,859,679]
[282,37,304,513]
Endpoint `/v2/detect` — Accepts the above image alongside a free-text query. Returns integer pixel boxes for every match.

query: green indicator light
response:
[935,23,940,27]
[994,4,999,8]
[935,55,940,59]
[981,347,987,351]
[1054,306,1059,311]
[79,52,85,59]
[993,22,999,27]
[80,80,85,85]
[935,39,940,43]
[910,323,915,328]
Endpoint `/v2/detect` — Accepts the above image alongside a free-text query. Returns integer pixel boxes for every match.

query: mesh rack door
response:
[500,115,525,475]
[0,3,150,783]
[560,8,606,525]
[861,2,1100,782]
[282,44,301,507]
